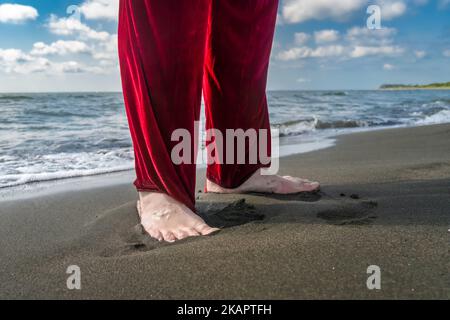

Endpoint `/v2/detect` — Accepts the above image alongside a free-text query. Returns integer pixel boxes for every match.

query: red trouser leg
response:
[118,0,210,212]
[203,0,279,188]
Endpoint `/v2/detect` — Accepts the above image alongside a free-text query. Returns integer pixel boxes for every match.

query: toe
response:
[196,224,220,236]
[146,228,163,242]
[292,177,312,184]
[174,229,190,241]
[162,231,176,243]
[295,179,320,191]
[306,181,320,188]
[184,228,201,237]
[302,183,320,193]
[310,182,320,190]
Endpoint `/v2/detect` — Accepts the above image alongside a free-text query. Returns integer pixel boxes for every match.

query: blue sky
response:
[0,0,449,92]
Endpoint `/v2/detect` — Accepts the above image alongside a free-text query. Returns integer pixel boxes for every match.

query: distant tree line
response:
[380,82,450,89]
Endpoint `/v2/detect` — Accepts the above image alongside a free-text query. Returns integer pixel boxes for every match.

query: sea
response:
[1,90,450,189]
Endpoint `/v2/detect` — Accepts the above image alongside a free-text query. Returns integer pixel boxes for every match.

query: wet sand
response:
[0,124,449,299]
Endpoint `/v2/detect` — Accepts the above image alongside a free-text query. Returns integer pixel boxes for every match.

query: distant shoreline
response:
[379,82,450,90]
[380,87,450,90]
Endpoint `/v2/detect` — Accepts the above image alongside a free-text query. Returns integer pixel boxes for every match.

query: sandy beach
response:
[0,123,449,299]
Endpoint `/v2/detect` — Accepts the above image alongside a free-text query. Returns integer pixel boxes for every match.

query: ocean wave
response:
[273,118,318,136]
[27,109,95,118]
[419,100,450,114]
[0,165,134,189]
[321,91,347,96]
[273,118,370,137]
[0,95,33,101]
[416,109,450,125]
[316,119,368,129]
[431,98,450,105]
[0,148,134,189]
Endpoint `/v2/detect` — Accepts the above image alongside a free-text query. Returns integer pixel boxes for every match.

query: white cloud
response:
[277,45,346,60]
[312,45,346,57]
[350,45,404,58]
[11,57,50,74]
[314,30,340,43]
[443,49,450,57]
[0,48,31,63]
[52,61,105,74]
[31,41,91,56]
[282,0,411,24]
[294,32,310,45]
[277,47,311,61]
[56,61,84,73]
[46,12,118,61]
[0,1,120,85]
[80,0,119,21]
[47,15,110,41]
[37,12,118,75]
[277,25,403,61]
[282,0,366,23]
[1,11,118,76]
[0,47,108,75]
[346,26,397,45]
[378,1,407,20]
[0,48,50,74]
[414,50,427,58]
[0,3,38,24]
[383,63,395,70]
[92,34,118,60]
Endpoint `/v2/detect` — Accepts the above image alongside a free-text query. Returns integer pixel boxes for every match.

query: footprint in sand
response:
[317,196,378,225]
[248,191,322,202]
[201,198,265,229]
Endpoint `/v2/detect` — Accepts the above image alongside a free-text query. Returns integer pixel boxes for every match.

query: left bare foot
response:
[206,169,320,194]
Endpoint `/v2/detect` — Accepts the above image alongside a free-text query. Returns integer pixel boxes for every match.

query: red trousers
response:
[118,0,278,212]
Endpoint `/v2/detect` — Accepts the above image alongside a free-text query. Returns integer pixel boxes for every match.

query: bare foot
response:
[206,169,320,194]
[137,192,219,242]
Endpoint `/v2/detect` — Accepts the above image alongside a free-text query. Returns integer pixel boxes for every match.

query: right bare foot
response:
[137,192,219,242]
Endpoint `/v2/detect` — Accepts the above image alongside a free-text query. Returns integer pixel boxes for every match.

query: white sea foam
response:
[0,149,134,188]
[415,109,450,125]
[272,117,318,137]
[0,165,134,189]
